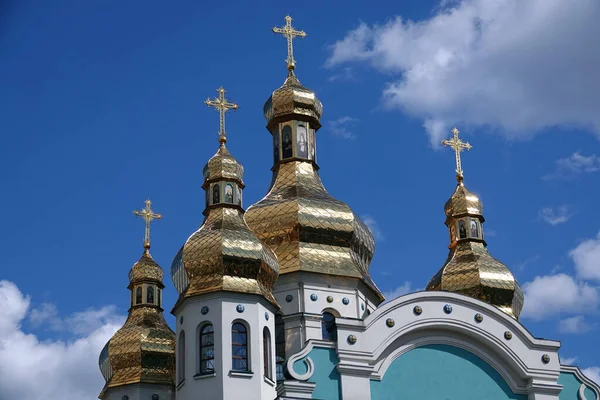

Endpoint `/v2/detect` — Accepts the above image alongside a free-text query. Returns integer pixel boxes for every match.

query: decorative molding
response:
[578,384,588,400]
[561,365,600,399]
[285,340,336,381]
[352,291,560,350]
[287,357,314,381]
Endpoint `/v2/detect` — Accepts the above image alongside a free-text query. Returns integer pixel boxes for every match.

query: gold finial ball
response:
[287,63,295,71]
[219,134,227,144]
[143,242,151,250]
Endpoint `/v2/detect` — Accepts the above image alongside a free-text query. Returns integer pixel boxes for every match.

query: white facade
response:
[172,292,278,400]
[101,384,174,400]
[281,291,594,400]
[274,272,379,359]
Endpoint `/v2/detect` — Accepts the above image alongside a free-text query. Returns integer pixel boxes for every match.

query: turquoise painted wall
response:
[371,344,526,400]
[558,371,597,400]
[293,347,341,400]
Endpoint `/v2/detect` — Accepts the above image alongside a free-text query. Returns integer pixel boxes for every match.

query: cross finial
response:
[442,127,472,181]
[133,199,162,251]
[273,15,307,71]
[204,86,239,144]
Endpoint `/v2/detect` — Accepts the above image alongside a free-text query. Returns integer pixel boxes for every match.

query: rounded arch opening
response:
[231,319,250,372]
[321,311,338,342]
[196,321,215,375]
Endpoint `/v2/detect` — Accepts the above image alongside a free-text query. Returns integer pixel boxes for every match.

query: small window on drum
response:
[146,286,154,304]
[199,324,215,374]
[322,312,337,342]
[232,322,249,372]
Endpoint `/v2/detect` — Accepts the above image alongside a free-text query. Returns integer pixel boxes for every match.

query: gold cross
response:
[273,15,306,70]
[133,199,162,250]
[442,127,472,178]
[204,87,239,143]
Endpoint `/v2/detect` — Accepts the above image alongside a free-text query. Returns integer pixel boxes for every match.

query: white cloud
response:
[484,229,497,237]
[326,0,600,144]
[0,280,125,400]
[327,66,357,82]
[362,214,384,240]
[570,231,600,281]
[514,254,540,271]
[329,116,358,139]
[560,356,578,365]
[521,273,598,321]
[544,152,600,180]
[539,206,573,226]
[558,316,592,334]
[382,281,413,302]
[583,367,600,385]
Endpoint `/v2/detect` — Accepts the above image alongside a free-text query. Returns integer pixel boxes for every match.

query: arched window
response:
[275,314,285,381]
[232,322,248,372]
[135,287,142,304]
[263,327,272,379]
[157,289,161,307]
[146,286,154,304]
[199,324,215,374]
[178,331,186,384]
[322,312,337,342]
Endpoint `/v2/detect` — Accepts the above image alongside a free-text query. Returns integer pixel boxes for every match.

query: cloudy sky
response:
[1,0,599,398]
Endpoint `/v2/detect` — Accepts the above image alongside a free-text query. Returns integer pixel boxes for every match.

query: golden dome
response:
[426,178,524,319]
[444,178,484,219]
[246,68,383,303]
[245,162,381,300]
[170,91,280,308]
[202,142,245,184]
[128,250,164,287]
[171,205,279,307]
[99,251,175,396]
[264,70,323,130]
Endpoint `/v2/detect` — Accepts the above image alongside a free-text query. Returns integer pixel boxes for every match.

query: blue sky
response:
[1,1,600,398]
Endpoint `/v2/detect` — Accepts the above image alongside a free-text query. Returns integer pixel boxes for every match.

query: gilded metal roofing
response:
[444,180,484,219]
[427,180,524,319]
[99,251,175,397]
[245,159,383,302]
[202,144,245,185]
[170,137,280,308]
[170,207,280,307]
[263,70,323,129]
[128,250,164,288]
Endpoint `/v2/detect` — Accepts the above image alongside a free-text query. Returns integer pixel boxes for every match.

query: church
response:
[97,16,600,400]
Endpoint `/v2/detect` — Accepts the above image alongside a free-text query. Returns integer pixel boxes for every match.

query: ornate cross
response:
[442,127,472,178]
[133,199,162,250]
[204,87,239,143]
[273,15,306,70]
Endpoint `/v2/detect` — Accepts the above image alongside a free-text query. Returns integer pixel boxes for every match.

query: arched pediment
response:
[334,291,561,395]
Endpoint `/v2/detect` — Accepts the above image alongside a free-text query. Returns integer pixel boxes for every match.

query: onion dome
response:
[264,70,323,130]
[425,128,524,319]
[245,17,383,303]
[99,202,175,397]
[170,87,280,309]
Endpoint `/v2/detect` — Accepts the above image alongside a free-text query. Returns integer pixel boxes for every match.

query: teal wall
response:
[293,347,341,400]
[558,371,597,400]
[371,344,526,400]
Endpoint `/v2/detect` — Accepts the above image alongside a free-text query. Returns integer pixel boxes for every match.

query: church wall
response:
[291,346,342,400]
[274,272,377,359]
[370,344,526,400]
[103,383,174,400]
[174,293,277,400]
[558,367,599,400]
